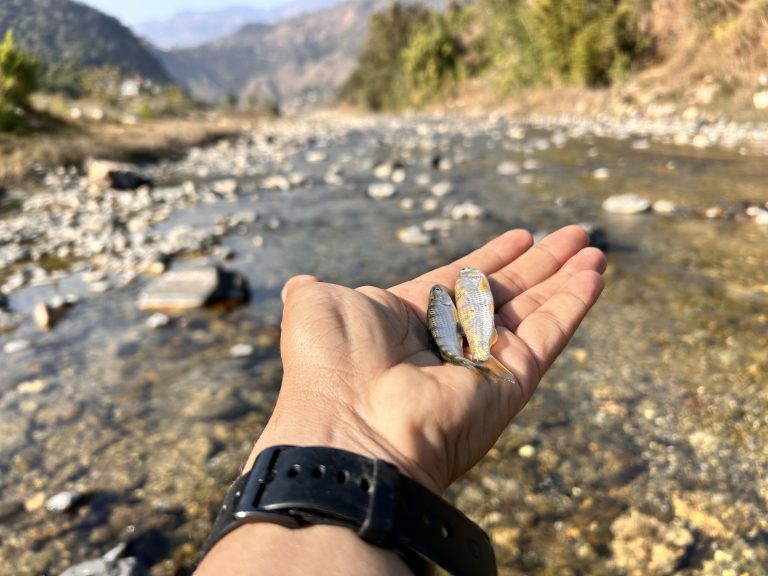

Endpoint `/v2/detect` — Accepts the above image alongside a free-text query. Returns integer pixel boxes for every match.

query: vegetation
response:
[339,4,431,110]
[342,0,653,109]
[0,30,37,131]
[0,0,170,84]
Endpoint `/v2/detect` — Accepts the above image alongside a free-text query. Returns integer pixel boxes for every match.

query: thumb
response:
[281,274,321,304]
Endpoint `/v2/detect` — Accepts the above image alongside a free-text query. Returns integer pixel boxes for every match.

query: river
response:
[0,114,766,575]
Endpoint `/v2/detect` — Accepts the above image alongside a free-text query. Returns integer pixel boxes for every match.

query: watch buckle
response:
[233,445,302,529]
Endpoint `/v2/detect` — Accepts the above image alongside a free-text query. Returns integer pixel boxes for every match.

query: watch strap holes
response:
[441,522,452,539]
[287,463,301,478]
[359,476,371,492]
[336,470,349,484]
[311,465,326,479]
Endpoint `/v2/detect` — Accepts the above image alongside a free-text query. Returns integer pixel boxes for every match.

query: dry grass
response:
[0,112,252,185]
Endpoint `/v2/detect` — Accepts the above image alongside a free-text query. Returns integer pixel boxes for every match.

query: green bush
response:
[402,15,464,104]
[0,30,37,130]
[339,3,431,110]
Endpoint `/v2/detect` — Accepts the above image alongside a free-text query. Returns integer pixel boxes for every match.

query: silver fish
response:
[427,284,476,369]
[455,267,517,384]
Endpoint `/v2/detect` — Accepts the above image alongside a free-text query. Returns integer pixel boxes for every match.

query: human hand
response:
[248,226,606,494]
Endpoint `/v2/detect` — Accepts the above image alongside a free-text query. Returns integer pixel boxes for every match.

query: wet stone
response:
[45,490,86,513]
[0,498,24,522]
[610,509,694,575]
[602,193,651,214]
[59,556,147,576]
[138,266,250,312]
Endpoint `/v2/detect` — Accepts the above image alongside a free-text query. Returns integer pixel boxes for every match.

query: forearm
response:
[196,389,420,576]
[196,522,413,576]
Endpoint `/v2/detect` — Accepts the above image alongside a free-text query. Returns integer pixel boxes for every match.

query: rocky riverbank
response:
[0,113,766,575]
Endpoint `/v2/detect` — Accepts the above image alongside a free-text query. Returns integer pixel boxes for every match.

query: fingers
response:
[408,229,534,290]
[513,269,605,378]
[281,274,320,304]
[498,246,606,329]
[488,225,592,306]
[389,229,534,319]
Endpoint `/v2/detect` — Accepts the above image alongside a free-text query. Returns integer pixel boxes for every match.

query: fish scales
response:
[455,267,518,385]
[455,268,496,361]
[427,284,475,368]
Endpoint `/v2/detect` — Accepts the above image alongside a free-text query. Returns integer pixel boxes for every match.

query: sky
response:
[77,1,286,25]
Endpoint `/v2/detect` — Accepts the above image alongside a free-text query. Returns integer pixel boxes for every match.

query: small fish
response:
[455,267,518,384]
[427,284,476,369]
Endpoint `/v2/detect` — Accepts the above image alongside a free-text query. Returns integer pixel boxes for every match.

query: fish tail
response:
[476,355,518,386]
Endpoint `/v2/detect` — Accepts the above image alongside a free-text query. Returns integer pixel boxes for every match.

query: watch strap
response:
[199,445,497,576]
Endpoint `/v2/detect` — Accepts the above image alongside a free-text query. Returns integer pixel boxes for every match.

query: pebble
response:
[396,226,432,246]
[652,199,677,214]
[591,167,611,180]
[45,490,85,513]
[4,339,30,354]
[145,313,170,329]
[229,344,254,358]
[518,444,536,459]
[602,193,651,214]
[496,161,520,176]
[24,492,46,512]
[16,379,48,395]
[367,182,397,199]
[429,181,454,197]
[59,556,147,576]
[0,499,24,522]
[449,201,484,220]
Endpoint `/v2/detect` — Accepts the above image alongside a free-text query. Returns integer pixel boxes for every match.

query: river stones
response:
[602,193,651,214]
[138,266,250,312]
[87,160,152,191]
[367,182,397,199]
[610,509,694,574]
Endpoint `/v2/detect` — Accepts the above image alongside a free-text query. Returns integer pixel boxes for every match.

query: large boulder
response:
[138,266,250,312]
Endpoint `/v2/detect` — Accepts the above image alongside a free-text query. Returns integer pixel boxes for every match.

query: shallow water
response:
[0,116,766,574]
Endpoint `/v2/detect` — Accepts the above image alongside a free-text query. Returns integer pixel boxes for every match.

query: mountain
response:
[0,0,171,82]
[158,0,387,108]
[133,0,345,50]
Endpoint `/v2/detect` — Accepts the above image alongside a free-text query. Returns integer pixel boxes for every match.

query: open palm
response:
[250,226,606,495]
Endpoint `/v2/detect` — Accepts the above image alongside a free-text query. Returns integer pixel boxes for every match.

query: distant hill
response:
[133,0,345,50]
[158,0,387,108]
[0,0,171,82]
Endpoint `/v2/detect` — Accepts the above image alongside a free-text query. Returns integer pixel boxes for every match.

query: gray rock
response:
[59,556,146,576]
[138,266,250,312]
[4,339,30,354]
[0,499,24,522]
[367,182,397,200]
[396,226,432,246]
[229,343,254,358]
[429,181,454,197]
[45,490,85,513]
[87,160,152,191]
[145,313,170,329]
[602,193,651,214]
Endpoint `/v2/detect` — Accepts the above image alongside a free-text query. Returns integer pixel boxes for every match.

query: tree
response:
[0,29,38,130]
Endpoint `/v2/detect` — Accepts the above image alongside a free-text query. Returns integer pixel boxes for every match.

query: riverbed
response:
[0,114,766,575]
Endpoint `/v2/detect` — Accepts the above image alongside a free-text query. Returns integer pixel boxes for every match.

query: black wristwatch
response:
[198,445,497,575]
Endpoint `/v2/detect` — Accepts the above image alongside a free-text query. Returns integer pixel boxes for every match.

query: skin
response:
[196,225,606,576]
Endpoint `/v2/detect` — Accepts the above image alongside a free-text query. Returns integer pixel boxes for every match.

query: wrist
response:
[246,383,444,495]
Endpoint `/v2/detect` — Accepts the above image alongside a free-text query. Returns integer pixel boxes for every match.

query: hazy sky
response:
[77,1,286,25]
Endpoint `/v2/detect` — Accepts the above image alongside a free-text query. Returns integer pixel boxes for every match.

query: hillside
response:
[159,0,387,108]
[0,0,171,83]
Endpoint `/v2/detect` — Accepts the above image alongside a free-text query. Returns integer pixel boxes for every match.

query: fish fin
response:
[477,355,518,386]
[490,327,498,346]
